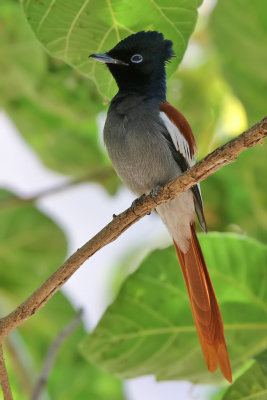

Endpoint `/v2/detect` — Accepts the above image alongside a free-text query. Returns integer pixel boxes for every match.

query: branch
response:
[0,117,266,341]
[31,309,83,400]
[0,344,13,400]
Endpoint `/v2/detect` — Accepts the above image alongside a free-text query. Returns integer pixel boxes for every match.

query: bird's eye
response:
[130,54,143,63]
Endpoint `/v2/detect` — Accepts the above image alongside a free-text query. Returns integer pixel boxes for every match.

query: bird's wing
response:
[159,101,207,232]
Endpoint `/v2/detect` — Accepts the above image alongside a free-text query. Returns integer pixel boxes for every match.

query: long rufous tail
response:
[173,223,232,382]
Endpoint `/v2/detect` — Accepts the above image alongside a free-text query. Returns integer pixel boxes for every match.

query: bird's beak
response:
[89,53,128,66]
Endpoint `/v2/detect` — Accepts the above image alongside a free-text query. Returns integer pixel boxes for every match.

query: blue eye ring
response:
[130,54,143,63]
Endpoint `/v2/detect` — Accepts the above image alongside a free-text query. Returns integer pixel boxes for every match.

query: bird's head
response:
[89,31,175,100]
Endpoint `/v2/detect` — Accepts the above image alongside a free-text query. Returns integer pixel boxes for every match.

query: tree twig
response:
[0,117,266,342]
[0,344,13,400]
[5,335,33,397]
[31,309,83,400]
[0,167,114,210]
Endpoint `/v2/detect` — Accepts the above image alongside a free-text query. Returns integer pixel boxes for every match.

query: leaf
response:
[202,143,267,243]
[0,1,120,190]
[80,233,267,384]
[0,188,124,399]
[0,0,46,103]
[0,188,67,306]
[6,87,107,177]
[255,349,267,374]
[23,0,202,98]
[209,0,267,125]
[222,351,267,399]
[26,295,125,400]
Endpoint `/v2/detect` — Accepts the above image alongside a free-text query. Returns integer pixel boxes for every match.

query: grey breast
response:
[104,94,181,196]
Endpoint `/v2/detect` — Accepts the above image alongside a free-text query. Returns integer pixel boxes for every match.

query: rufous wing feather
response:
[173,223,232,382]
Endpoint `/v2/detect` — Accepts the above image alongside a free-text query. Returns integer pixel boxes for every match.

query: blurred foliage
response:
[0,189,67,308]
[210,0,267,126]
[0,189,124,399]
[81,234,267,385]
[0,0,266,398]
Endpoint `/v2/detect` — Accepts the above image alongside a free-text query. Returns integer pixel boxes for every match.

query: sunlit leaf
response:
[81,233,267,384]
[23,0,202,98]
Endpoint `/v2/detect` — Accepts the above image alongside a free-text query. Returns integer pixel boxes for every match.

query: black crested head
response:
[90,31,175,101]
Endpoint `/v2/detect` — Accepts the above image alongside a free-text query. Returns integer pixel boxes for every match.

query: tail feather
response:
[173,223,232,382]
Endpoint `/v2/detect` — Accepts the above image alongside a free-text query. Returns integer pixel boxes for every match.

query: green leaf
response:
[0,188,124,399]
[209,0,267,125]
[0,188,67,307]
[255,349,267,374]
[23,0,202,98]
[27,295,125,400]
[0,1,119,189]
[222,351,267,399]
[202,143,267,243]
[6,88,106,177]
[81,233,267,384]
[0,0,46,103]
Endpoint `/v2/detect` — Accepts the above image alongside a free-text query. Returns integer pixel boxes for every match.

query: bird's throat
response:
[108,64,167,102]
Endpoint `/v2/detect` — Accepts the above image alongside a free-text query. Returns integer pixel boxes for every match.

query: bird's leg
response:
[131,194,146,215]
[150,185,162,205]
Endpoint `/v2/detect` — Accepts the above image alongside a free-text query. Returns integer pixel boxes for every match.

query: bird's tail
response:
[173,223,232,382]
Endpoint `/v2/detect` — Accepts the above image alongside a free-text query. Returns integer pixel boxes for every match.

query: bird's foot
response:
[150,185,162,205]
[131,194,146,215]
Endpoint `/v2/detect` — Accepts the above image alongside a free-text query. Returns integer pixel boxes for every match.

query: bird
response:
[89,30,232,382]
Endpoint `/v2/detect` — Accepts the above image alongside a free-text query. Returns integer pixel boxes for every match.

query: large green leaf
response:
[81,233,267,384]
[221,350,267,399]
[0,188,124,399]
[23,0,202,98]
[209,0,267,125]
[0,188,67,307]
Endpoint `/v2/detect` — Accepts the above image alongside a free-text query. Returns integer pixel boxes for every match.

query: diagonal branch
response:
[31,309,83,400]
[0,117,266,342]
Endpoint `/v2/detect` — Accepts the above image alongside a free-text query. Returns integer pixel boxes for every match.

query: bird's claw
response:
[150,185,162,205]
[131,194,146,215]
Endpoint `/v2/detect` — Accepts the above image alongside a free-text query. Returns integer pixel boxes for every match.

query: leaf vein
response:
[124,296,173,326]
[64,0,90,59]
[106,0,120,41]
[150,0,185,46]
[37,0,57,33]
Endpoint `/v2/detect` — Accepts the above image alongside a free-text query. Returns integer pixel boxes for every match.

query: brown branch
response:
[0,345,13,400]
[0,117,266,341]
[31,309,83,400]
